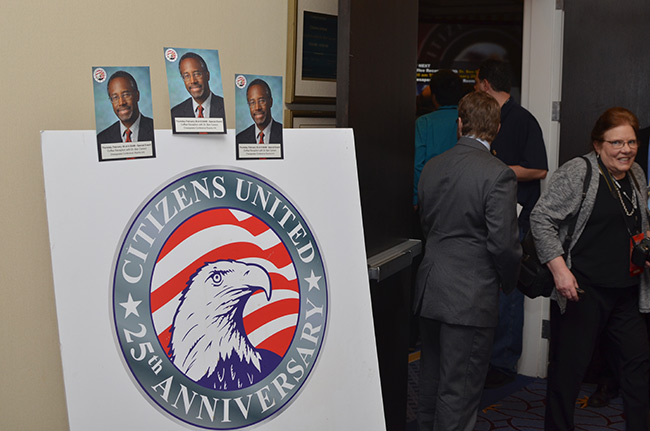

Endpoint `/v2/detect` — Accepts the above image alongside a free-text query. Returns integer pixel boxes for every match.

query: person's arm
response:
[546,256,580,301]
[530,157,590,267]
[513,113,548,182]
[509,165,547,181]
[485,167,521,292]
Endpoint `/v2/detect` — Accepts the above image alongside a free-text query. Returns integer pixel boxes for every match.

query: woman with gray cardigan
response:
[530,107,650,430]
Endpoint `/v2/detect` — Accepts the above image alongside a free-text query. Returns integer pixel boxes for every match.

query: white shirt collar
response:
[467,135,490,150]
[191,92,212,118]
[119,114,142,142]
[255,119,274,144]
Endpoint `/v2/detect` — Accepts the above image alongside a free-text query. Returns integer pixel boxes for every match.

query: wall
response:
[0,1,288,429]
[560,0,650,162]
[519,0,564,378]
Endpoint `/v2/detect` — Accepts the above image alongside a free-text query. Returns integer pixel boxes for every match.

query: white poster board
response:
[42,129,385,431]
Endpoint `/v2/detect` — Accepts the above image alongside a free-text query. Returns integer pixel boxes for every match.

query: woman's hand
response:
[546,256,581,301]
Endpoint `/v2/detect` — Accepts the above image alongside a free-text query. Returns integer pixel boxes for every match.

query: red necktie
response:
[125,129,132,142]
[197,105,204,118]
[258,131,265,144]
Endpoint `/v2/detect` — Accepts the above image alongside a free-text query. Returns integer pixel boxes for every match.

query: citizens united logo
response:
[165,48,178,62]
[235,75,247,89]
[93,67,107,83]
[112,168,328,429]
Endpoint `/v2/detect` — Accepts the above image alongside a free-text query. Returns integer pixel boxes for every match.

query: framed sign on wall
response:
[286,0,337,104]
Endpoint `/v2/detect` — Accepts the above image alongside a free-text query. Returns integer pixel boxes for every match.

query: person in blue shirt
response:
[413,70,464,208]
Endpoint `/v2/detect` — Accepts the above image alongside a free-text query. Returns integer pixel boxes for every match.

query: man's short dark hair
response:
[247,79,272,99]
[178,52,209,74]
[458,91,501,143]
[106,70,138,95]
[478,59,512,93]
[431,70,463,107]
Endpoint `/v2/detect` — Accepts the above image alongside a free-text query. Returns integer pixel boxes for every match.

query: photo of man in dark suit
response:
[170,52,226,134]
[236,78,283,144]
[414,91,521,431]
[97,70,154,144]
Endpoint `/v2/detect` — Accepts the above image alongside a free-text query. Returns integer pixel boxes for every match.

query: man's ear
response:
[481,79,493,92]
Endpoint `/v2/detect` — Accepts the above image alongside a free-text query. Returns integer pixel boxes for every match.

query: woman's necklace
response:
[611,176,637,216]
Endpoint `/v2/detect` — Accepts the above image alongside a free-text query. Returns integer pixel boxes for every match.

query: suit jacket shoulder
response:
[139,115,155,143]
[171,98,194,119]
[209,93,226,120]
[97,121,121,144]
[236,120,283,144]
[236,124,256,144]
[171,93,226,119]
[270,121,283,143]
[171,93,226,133]
[97,116,154,144]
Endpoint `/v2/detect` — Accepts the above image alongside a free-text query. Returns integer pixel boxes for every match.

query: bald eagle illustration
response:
[169,259,281,390]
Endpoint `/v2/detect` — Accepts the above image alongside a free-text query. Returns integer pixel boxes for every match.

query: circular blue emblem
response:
[112,168,328,429]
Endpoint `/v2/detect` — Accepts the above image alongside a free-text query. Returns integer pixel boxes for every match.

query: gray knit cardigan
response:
[529,151,650,313]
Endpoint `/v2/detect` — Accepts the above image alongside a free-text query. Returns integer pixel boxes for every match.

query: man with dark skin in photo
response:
[236,79,283,144]
[97,71,154,144]
[170,52,227,133]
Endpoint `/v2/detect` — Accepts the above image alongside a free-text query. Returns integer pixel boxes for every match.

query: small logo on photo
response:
[93,68,106,83]
[235,75,247,89]
[165,48,178,62]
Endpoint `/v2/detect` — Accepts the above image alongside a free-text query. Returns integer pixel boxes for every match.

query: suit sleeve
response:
[485,166,521,293]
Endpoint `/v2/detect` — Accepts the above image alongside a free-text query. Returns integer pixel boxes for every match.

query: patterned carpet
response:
[407,356,626,430]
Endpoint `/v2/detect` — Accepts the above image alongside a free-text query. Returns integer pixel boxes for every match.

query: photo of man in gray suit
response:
[414,91,521,431]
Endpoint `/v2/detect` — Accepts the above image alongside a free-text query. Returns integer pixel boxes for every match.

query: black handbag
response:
[517,157,591,298]
[518,230,555,298]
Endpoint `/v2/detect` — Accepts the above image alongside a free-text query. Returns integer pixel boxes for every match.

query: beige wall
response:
[0,1,288,429]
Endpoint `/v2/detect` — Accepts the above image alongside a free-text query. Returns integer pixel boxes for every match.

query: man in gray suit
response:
[414,91,521,431]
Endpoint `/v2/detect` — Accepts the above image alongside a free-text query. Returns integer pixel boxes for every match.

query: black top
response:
[491,99,548,232]
[571,173,641,288]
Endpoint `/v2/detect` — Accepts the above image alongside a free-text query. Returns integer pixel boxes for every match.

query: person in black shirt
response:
[530,107,650,431]
[475,59,548,387]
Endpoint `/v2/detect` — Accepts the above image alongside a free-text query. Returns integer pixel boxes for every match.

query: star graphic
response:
[120,293,142,319]
[305,270,322,291]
